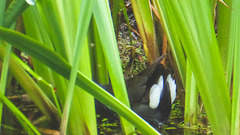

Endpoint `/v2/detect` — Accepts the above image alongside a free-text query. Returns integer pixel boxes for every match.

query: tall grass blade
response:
[155,0,231,134]
[0,43,12,128]
[229,0,240,134]
[216,0,232,89]
[0,46,60,122]
[60,0,96,134]
[184,61,198,125]
[0,88,40,134]
[0,27,160,135]
[0,0,7,129]
[0,0,6,26]
[12,53,62,116]
[3,0,34,28]
[0,62,40,134]
[152,0,186,86]
[130,0,159,63]
[93,0,135,133]
[89,18,109,84]
[35,0,68,60]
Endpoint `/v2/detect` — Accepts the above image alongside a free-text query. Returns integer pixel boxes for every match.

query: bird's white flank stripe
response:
[149,76,164,109]
[166,74,177,103]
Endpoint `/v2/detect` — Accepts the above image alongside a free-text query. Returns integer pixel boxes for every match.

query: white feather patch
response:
[149,84,161,109]
[157,75,164,88]
[166,74,177,103]
[149,76,164,109]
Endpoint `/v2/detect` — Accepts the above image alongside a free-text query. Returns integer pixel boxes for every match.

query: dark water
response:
[97,115,210,135]
[97,100,211,135]
[0,99,211,135]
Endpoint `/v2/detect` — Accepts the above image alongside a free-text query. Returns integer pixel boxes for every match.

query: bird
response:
[99,56,177,125]
[132,74,176,125]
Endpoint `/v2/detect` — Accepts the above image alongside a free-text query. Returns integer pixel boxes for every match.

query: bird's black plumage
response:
[98,56,176,124]
[132,78,172,124]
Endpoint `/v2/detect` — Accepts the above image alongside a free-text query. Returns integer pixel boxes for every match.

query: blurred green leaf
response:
[0,26,160,135]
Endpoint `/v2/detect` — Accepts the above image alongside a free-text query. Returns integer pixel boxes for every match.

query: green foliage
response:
[153,0,238,134]
[0,0,239,135]
[0,0,160,134]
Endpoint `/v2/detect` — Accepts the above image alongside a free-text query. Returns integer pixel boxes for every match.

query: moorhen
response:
[132,74,176,124]
[100,56,177,125]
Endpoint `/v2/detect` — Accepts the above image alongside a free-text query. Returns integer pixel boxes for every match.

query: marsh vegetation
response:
[0,0,239,135]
